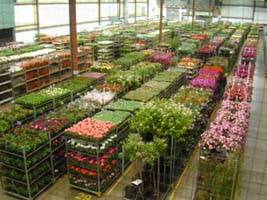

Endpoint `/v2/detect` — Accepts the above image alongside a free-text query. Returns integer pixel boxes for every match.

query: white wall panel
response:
[223,0,253,6]
[77,4,98,22]
[15,5,35,26]
[254,8,267,23]
[101,3,118,18]
[39,4,69,26]
[221,6,253,20]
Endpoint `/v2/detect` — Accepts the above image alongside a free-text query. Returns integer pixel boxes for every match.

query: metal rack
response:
[0,142,52,200]
[0,130,68,200]
[12,70,27,97]
[65,119,130,197]
[0,66,13,104]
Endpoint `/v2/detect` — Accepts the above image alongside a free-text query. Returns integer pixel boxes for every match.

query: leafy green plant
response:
[15,92,52,106]
[195,190,209,200]
[2,125,48,153]
[198,153,237,200]
[113,52,148,69]
[153,71,183,82]
[92,110,131,124]
[105,99,144,112]
[130,99,194,141]
[107,62,162,89]
[58,76,96,91]
[0,105,33,123]
[0,120,10,133]
[122,133,167,194]
[0,44,43,57]
[123,87,160,102]
[169,38,181,51]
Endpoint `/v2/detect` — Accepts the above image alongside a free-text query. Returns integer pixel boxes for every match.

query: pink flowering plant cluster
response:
[241,45,257,58]
[234,64,254,79]
[210,37,224,47]
[191,67,222,89]
[149,52,174,66]
[199,100,251,152]
[224,77,253,102]
[31,117,70,134]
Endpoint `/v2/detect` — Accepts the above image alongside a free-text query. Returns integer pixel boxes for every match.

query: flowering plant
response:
[140,49,154,55]
[192,34,208,40]
[191,76,218,89]
[131,99,194,140]
[149,52,174,66]
[0,105,33,124]
[241,45,257,58]
[81,72,107,79]
[202,66,223,73]
[39,86,70,98]
[66,146,118,169]
[210,37,224,47]
[206,56,230,73]
[96,83,125,93]
[2,125,48,153]
[224,78,252,102]
[67,134,118,154]
[20,57,49,70]
[190,66,223,89]
[177,57,201,68]
[234,64,254,78]
[172,86,212,115]
[48,99,99,124]
[91,63,117,73]
[199,44,216,54]
[199,100,251,152]
[31,117,70,133]
[65,118,116,139]
[81,89,116,105]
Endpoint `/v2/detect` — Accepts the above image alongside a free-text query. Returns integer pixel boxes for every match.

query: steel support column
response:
[69,0,78,73]
[252,0,256,23]
[209,0,212,17]
[118,0,121,20]
[159,0,164,44]
[124,0,129,24]
[147,0,149,20]
[134,0,137,22]
[192,0,195,30]
[35,0,40,33]
[98,0,101,25]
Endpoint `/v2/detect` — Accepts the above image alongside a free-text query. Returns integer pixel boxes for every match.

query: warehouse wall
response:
[0,0,15,44]
[165,0,267,24]
[14,0,156,42]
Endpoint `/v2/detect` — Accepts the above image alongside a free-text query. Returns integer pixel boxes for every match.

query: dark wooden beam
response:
[134,0,137,22]
[98,0,101,24]
[159,0,164,44]
[36,0,40,33]
[147,0,150,20]
[253,0,256,22]
[192,0,195,30]
[69,0,78,72]
[118,0,121,19]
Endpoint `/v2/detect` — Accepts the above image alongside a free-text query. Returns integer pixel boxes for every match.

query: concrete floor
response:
[0,164,137,200]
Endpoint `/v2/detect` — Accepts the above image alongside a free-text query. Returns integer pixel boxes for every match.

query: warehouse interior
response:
[0,0,267,200]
